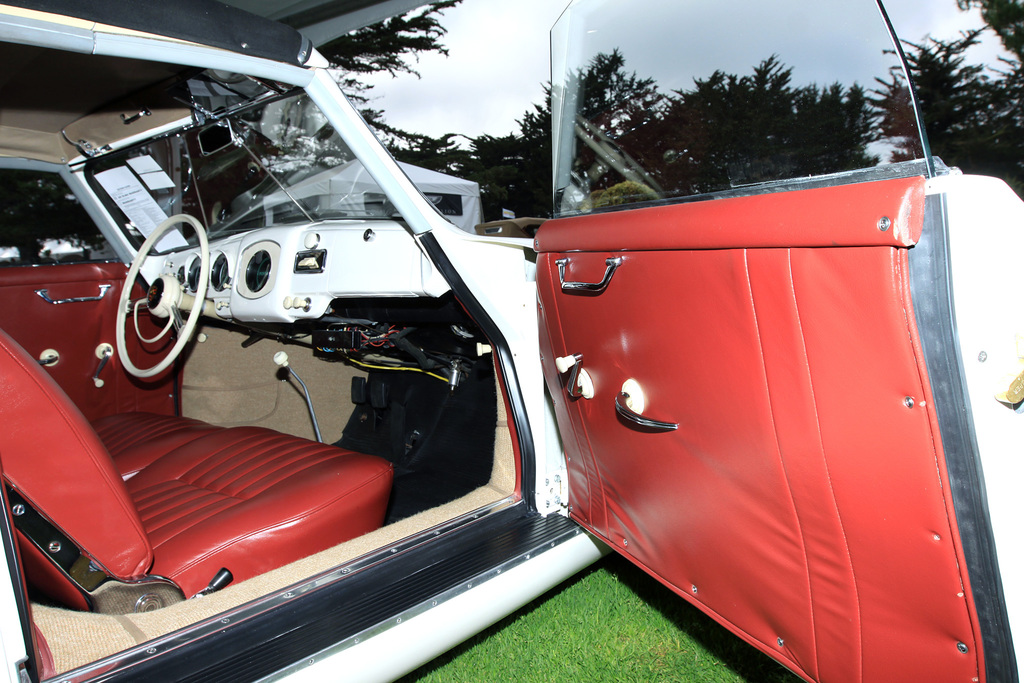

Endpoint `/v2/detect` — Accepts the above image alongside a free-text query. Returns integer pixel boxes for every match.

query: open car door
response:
[537,1,1017,681]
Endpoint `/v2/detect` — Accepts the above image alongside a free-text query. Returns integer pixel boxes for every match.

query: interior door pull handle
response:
[35,284,111,305]
[615,392,678,431]
[615,379,678,431]
[556,256,622,293]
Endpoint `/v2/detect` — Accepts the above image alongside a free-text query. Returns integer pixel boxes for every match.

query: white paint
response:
[260,531,608,683]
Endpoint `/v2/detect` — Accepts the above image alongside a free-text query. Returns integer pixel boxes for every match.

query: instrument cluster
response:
[160,220,449,324]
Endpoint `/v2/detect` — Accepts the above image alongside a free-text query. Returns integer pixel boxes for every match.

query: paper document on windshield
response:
[95,167,188,250]
[127,155,176,190]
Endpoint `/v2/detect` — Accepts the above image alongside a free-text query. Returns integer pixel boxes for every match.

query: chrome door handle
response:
[35,284,112,305]
[556,256,622,293]
[615,383,678,432]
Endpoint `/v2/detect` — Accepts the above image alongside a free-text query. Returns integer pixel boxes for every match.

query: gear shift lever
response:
[273,351,323,443]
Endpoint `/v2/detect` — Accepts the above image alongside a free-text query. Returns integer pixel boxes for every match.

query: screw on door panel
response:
[877,216,891,232]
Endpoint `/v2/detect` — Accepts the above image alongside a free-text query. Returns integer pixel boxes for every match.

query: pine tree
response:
[318,1,460,135]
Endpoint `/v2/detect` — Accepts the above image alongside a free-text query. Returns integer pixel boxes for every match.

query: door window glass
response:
[551,0,927,216]
[0,169,116,266]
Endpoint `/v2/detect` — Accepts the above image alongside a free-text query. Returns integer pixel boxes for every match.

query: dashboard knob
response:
[303,232,320,250]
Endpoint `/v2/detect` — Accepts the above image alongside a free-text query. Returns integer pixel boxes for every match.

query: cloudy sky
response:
[359,0,1010,141]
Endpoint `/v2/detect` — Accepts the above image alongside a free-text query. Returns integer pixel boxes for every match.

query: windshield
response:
[551,0,928,216]
[86,89,396,251]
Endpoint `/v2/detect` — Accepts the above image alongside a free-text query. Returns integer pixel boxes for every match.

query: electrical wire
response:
[321,351,449,383]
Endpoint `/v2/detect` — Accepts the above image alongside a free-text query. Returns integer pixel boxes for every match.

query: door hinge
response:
[543,471,568,512]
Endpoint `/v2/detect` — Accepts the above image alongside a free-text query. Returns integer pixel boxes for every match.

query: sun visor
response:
[0,126,69,164]
[61,91,191,163]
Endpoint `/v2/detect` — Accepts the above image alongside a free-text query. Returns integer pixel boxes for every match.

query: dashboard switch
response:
[294,249,326,273]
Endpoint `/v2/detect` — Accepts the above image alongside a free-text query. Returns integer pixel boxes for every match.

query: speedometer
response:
[245,249,272,294]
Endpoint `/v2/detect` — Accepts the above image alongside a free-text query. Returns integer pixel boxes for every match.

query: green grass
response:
[400,554,803,682]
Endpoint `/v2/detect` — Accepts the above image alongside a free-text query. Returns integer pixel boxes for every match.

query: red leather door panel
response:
[0,262,176,421]
[536,177,983,682]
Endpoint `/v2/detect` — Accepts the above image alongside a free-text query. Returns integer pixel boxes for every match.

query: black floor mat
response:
[337,358,497,523]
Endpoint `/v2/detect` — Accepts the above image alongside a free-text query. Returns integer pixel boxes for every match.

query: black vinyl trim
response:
[4,0,312,65]
[417,231,538,511]
[96,508,577,683]
[908,194,1017,682]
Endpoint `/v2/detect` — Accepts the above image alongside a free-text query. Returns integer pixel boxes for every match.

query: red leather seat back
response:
[0,329,153,583]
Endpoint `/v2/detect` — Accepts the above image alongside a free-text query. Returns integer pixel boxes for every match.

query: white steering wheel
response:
[116,214,210,378]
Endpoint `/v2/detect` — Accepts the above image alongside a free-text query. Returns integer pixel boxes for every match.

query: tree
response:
[560,52,880,204]
[957,0,1024,60]
[0,170,100,264]
[318,1,460,134]
[654,57,878,194]
[891,29,1024,193]
[513,87,554,218]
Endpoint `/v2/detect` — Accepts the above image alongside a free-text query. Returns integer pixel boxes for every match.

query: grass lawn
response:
[400,553,803,682]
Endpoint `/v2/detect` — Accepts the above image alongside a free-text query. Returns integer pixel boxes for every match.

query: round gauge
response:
[245,250,273,294]
[187,257,202,292]
[211,253,230,291]
[176,265,186,285]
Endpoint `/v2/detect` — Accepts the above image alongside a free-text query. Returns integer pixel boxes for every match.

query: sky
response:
[358,0,1011,141]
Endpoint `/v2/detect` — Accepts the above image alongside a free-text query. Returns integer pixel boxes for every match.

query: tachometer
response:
[211,252,230,291]
[187,257,202,292]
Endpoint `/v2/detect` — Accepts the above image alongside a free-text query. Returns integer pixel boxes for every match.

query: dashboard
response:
[157,220,450,324]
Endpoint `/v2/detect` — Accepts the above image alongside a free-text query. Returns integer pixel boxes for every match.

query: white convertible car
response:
[0,0,1020,681]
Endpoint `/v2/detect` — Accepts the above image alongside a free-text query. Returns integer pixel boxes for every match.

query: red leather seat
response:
[0,329,392,611]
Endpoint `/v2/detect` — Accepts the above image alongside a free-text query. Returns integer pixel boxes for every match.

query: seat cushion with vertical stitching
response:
[124,425,393,597]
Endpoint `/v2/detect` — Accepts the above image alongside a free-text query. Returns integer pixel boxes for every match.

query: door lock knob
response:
[555,353,594,399]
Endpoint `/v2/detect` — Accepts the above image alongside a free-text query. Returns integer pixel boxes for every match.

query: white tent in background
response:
[308,160,483,233]
[396,162,483,234]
